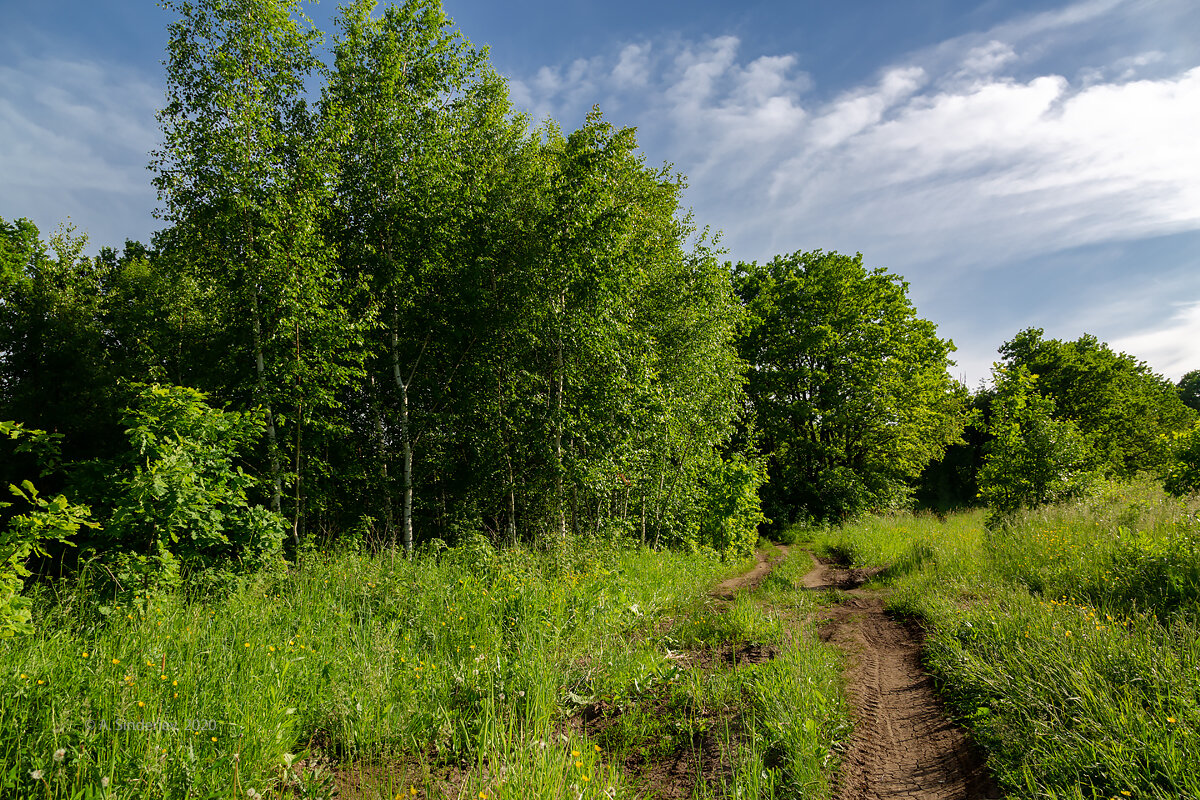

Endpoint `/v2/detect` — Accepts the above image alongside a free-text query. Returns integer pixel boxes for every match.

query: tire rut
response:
[802,552,1000,800]
[711,545,785,599]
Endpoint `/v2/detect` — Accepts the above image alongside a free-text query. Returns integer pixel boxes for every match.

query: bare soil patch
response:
[711,546,784,599]
[569,684,737,800]
[802,554,1000,800]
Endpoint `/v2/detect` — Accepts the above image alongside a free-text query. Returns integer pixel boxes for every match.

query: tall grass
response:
[3,540,734,798]
[818,480,1200,799]
[3,540,849,799]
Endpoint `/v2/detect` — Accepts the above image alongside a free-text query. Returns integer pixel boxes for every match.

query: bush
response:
[1163,421,1200,497]
[979,365,1096,517]
[697,453,769,559]
[82,384,286,597]
[0,421,96,636]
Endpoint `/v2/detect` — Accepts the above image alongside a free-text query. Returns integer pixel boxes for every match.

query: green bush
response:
[0,421,96,636]
[1163,421,1200,497]
[697,453,769,559]
[84,384,286,597]
[979,365,1096,517]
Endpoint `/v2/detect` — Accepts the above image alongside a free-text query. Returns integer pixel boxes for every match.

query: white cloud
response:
[504,4,1200,270]
[501,0,1200,384]
[805,66,926,150]
[958,41,1018,77]
[1113,302,1200,381]
[761,65,1200,266]
[0,52,162,247]
[612,43,651,88]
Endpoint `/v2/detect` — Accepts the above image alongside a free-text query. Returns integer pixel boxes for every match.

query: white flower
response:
[53,748,66,762]
[30,770,43,780]
[101,777,110,788]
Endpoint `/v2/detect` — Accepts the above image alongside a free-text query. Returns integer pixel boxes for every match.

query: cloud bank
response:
[2,0,1197,382]
[508,0,1200,381]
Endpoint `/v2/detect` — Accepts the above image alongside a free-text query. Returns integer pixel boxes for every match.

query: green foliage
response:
[999,328,1196,476]
[1163,421,1200,497]
[978,365,1097,516]
[8,3,759,559]
[1177,369,1200,413]
[696,453,769,560]
[0,421,95,637]
[913,387,988,512]
[87,384,286,595]
[0,218,125,472]
[154,0,368,535]
[322,0,503,550]
[735,250,966,525]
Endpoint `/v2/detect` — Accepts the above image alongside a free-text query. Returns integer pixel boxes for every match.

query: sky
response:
[1,0,1198,387]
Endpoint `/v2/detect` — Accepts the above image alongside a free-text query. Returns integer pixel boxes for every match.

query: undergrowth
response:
[2,541,848,799]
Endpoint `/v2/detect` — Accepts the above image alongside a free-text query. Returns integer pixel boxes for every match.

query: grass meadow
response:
[816,479,1200,799]
[2,540,847,799]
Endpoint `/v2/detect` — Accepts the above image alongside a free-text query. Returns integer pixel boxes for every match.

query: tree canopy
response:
[1179,370,1200,413]
[734,250,966,524]
[998,328,1196,476]
[4,0,1198,621]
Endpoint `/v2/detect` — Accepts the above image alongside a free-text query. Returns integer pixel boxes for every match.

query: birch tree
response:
[153,0,362,549]
[324,0,504,553]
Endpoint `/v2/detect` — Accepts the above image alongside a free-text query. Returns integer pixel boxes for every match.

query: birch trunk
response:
[390,305,414,556]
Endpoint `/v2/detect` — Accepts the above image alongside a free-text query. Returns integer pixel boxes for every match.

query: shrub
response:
[83,384,286,596]
[697,453,769,559]
[0,421,96,636]
[979,365,1096,517]
[1163,421,1200,497]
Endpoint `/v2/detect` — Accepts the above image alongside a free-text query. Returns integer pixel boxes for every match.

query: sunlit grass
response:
[2,541,849,799]
[2,541,736,798]
[818,480,1200,799]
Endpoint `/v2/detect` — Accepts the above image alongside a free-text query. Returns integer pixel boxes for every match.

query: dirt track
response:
[800,552,1000,800]
[711,546,783,599]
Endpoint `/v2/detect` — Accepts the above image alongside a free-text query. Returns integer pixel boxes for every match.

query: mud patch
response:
[637,727,730,800]
[571,689,738,800]
[679,640,780,670]
[801,552,885,591]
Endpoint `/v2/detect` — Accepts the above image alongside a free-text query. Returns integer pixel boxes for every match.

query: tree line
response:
[2,0,1198,632]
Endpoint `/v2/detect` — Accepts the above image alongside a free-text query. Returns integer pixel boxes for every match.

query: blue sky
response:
[2,0,1198,386]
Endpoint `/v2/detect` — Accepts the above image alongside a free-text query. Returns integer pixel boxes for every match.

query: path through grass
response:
[815,480,1200,799]
[3,540,849,799]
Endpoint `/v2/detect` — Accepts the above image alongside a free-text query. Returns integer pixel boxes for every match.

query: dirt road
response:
[711,546,784,599]
[800,552,999,800]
